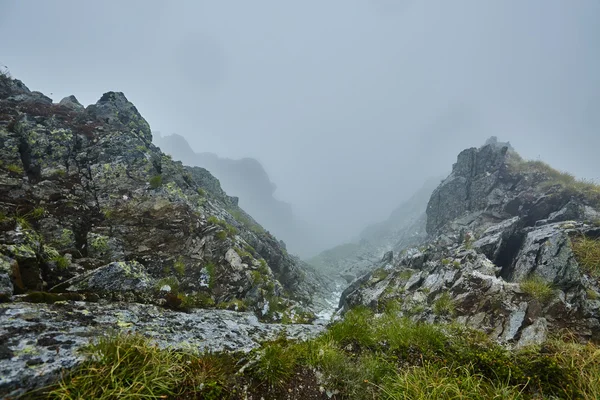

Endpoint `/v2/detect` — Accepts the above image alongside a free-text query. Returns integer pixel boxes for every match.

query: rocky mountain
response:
[0,74,334,319]
[2,71,600,398]
[340,139,600,346]
[153,133,319,257]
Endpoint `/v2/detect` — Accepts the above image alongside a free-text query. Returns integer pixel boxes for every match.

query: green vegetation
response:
[432,291,455,316]
[453,260,461,269]
[229,209,265,234]
[205,261,217,289]
[149,174,163,189]
[508,153,600,207]
[156,276,180,293]
[35,307,600,399]
[196,188,206,196]
[51,254,70,270]
[208,215,238,239]
[571,235,600,277]
[371,267,389,281]
[6,163,24,174]
[216,298,248,311]
[173,257,185,276]
[520,275,555,302]
[164,291,215,311]
[22,291,84,304]
[235,247,252,260]
[248,339,298,389]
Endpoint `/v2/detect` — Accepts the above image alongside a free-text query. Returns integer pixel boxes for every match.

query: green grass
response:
[6,163,24,174]
[149,174,163,189]
[173,257,185,276]
[248,340,298,388]
[432,292,455,316]
[229,209,265,234]
[507,154,600,207]
[519,275,554,302]
[30,307,600,399]
[51,254,70,270]
[215,230,227,240]
[571,235,600,277]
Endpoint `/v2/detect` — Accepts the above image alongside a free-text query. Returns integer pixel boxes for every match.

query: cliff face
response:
[0,75,328,321]
[153,133,318,256]
[341,141,600,345]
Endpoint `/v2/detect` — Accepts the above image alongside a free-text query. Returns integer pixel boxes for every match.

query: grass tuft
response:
[519,275,554,302]
[571,235,600,277]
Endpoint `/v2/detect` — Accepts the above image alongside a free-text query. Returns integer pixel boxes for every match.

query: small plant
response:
[453,260,461,269]
[215,230,227,241]
[249,342,297,388]
[399,270,413,280]
[52,254,70,270]
[586,289,599,300]
[520,275,554,302]
[217,298,248,312]
[433,291,455,316]
[371,267,389,281]
[156,276,180,293]
[173,258,185,276]
[149,174,163,189]
[6,164,24,174]
[197,188,206,196]
[205,262,217,288]
[46,332,188,399]
[571,235,600,277]
[90,235,110,255]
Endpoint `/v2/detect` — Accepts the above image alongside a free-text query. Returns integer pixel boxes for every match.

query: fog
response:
[1,0,599,255]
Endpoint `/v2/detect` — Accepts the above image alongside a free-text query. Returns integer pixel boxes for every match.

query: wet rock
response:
[0,301,324,398]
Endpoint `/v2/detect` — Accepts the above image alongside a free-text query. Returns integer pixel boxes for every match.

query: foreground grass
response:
[28,307,600,399]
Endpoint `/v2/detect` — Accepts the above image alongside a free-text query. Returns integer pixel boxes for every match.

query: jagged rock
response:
[63,261,154,298]
[86,91,152,141]
[0,74,331,321]
[511,222,581,289]
[0,301,325,398]
[341,139,600,344]
[58,95,84,111]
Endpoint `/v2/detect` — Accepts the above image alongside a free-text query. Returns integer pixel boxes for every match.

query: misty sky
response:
[1,0,599,251]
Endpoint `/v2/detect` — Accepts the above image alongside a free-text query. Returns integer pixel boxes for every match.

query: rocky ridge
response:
[340,139,600,346]
[0,73,339,396]
[0,74,334,318]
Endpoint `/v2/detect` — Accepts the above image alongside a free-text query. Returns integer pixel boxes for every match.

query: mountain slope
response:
[340,140,600,345]
[0,74,330,321]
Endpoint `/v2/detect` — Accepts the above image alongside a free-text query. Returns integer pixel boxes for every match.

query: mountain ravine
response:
[1,74,600,399]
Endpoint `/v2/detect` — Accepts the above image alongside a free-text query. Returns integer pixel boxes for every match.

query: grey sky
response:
[1,0,599,251]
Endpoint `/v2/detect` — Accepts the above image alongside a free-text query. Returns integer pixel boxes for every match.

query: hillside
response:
[341,139,600,347]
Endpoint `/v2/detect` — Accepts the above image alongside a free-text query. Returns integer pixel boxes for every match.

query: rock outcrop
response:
[0,75,331,321]
[340,140,600,345]
[0,301,323,397]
